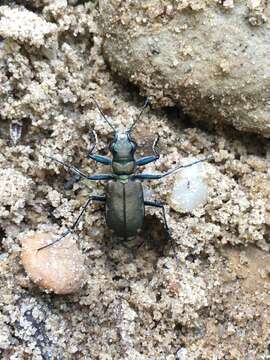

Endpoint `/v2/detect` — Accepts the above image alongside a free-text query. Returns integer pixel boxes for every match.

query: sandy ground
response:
[0,2,269,359]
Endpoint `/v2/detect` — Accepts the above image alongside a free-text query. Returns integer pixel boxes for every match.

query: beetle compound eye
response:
[127,133,137,153]
[131,141,137,154]
[109,141,116,153]
[111,143,120,154]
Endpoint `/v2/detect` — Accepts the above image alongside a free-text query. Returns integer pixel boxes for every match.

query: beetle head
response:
[90,97,149,176]
[109,130,137,160]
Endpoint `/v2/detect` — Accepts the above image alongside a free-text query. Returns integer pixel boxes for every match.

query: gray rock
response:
[100,0,270,136]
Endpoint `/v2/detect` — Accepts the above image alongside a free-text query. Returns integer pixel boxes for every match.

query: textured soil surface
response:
[0,1,269,360]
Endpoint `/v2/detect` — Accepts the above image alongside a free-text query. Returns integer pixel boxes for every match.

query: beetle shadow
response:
[140,214,169,257]
[100,215,170,276]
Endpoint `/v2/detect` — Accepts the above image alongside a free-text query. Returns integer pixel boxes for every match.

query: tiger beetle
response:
[39,98,210,251]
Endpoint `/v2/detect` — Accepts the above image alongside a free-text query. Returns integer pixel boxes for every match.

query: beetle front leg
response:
[88,130,112,165]
[136,134,160,166]
[38,195,106,251]
[89,154,112,165]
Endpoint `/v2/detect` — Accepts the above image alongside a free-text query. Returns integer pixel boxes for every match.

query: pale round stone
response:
[21,232,86,294]
[169,159,208,212]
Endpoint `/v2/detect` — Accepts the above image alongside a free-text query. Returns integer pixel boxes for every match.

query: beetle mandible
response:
[39,98,209,251]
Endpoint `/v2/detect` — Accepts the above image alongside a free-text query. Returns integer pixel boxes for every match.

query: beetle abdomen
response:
[105,180,144,238]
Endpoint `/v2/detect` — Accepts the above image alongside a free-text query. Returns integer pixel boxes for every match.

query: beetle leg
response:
[134,156,212,181]
[87,174,115,181]
[47,155,114,181]
[136,155,159,166]
[89,154,112,165]
[136,134,160,166]
[152,134,160,156]
[144,200,169,231]
[144,200,179,266]
[47,155,92,179]
[37,195,106,251]
[88,129,98,155]
[88,130,112,165]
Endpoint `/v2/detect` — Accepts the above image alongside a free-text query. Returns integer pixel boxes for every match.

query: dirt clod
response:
[21,232,86,294]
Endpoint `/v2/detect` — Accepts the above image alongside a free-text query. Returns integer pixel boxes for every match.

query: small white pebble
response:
[10,120,22,145]
[222,0,234,9]
[169,158,208,212]
[176,347,188,360]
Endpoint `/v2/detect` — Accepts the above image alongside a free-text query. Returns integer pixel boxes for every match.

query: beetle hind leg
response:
[38,195,106,251]
[144,200,179,266]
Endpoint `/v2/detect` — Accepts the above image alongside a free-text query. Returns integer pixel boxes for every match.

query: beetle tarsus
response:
[152,134,160,157]
[37,229,72,251]
[37,195,106,251]
[136,134,160,166]
[46,155,90,179]
[88,130,98,157]
[144,200,180,267]
[134,156,211,181]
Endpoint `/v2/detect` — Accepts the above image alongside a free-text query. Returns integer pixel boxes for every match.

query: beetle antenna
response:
[128,97,149,133]
[90,96,116,132]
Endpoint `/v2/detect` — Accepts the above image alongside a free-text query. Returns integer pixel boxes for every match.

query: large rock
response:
[100,0,270,136]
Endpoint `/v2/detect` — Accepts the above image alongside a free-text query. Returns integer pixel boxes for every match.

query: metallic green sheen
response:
[105,180,144,237]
